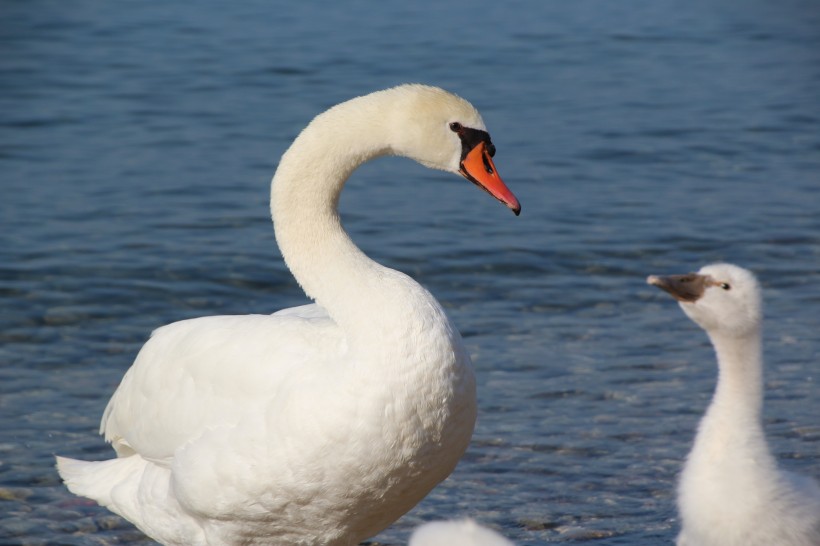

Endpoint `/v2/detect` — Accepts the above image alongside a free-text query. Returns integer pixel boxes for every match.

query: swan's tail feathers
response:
[56,454,154,517]
[56,455,137,508]
[56,455,206,546]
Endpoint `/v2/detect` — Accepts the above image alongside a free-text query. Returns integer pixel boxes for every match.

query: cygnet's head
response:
[409,519,515,546]
[647,263,762,337]
[374,84,520,215]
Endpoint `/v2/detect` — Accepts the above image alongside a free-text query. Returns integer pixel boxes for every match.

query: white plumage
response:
[56,85,520,546]
[409,519,514,546]
[648,263,820,546]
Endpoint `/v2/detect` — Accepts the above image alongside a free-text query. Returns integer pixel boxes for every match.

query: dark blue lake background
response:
[1,1,819,544]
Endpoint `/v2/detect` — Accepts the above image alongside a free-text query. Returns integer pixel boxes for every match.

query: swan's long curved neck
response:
[270,93,426,339]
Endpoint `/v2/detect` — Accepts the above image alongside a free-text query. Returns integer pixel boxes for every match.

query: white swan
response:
[409,519,514,546]
[648,263,820,546]
[56,84,521,546]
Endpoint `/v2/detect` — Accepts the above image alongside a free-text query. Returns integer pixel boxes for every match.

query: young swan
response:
[648,263,820,546]
[409,519,514,546]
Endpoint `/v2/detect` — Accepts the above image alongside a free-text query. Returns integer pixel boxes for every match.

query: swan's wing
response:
[100,311,345,464]
[271,302,330,320]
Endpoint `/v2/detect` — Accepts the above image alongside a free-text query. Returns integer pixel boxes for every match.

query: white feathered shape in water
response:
[648,263,820,546]
[409,519,515,546]
[56,85,521,546]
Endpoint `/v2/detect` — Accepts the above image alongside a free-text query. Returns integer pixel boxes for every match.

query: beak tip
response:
[504,195,521,216]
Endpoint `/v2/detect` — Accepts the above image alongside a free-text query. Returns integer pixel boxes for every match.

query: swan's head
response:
[647,263,762,337]
[383,85,520,215]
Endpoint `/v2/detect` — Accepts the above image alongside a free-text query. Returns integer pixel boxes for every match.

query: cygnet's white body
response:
[648,263,820,546]
[409,519,515,546]
[55,85,521,546]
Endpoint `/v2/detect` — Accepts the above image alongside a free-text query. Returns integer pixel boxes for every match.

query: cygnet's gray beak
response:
[647,273,708,303]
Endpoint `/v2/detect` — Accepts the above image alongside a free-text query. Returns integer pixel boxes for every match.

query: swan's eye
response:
[720,283,731,290]
[449,122,463,133]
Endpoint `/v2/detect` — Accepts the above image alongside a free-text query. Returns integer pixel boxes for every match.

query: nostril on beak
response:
[482,153,494,174]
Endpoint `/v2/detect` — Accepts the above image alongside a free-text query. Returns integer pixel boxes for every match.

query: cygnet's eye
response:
[720,283,731,290]
[449,122,463,133]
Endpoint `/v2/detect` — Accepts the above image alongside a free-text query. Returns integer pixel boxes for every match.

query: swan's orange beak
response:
[459,142,521,216]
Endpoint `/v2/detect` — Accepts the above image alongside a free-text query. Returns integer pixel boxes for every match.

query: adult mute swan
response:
[56,85,521,546]
[648,263,820,546]
[409,519,514,546]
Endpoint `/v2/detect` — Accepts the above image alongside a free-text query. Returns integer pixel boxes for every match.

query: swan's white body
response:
[648,264,820,546]
[409,519,514,546]
[56,85,520,546]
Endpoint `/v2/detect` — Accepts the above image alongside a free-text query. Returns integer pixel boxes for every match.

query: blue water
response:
[2,1,819,544]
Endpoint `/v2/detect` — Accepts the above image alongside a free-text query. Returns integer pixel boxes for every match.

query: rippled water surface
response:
[2,1,819,544]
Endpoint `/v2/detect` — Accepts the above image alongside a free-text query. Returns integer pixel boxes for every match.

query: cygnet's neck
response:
[696,327,771,461]
[706,329,764,421]
[270,92,431,341]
